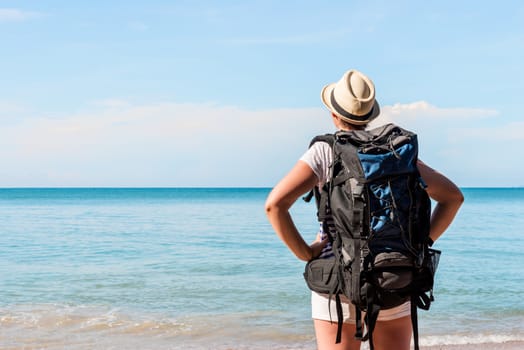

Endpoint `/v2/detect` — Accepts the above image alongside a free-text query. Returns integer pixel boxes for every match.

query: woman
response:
[265,69,463,350]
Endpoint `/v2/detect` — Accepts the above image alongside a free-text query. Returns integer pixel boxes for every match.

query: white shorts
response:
[311,292,411,323]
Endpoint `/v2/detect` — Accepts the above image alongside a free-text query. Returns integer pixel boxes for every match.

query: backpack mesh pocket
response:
[413,248,441,292]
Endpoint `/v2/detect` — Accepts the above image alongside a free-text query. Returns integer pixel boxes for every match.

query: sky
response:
[0,1,523,187]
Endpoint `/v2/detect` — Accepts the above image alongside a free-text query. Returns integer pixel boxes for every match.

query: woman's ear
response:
[331,113,343,129]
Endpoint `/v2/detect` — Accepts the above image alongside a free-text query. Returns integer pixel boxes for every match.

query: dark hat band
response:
[330,90,374,122]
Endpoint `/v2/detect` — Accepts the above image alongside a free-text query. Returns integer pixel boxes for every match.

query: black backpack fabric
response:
[303,123,440,350]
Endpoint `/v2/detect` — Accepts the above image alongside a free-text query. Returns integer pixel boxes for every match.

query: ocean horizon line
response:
[0,186,523,190]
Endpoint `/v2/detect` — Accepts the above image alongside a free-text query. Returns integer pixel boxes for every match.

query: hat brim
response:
[321,83,380,126]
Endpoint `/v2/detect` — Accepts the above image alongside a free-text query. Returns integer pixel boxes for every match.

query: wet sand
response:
[421,341,524,350]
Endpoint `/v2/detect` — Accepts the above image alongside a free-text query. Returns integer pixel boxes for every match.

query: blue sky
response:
[1,1,523,187]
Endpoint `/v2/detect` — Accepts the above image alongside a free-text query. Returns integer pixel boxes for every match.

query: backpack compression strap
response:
[411,298,421,350]
[410,291,432,350]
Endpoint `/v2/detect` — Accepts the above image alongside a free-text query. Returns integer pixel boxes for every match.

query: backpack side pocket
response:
[303,257,340,294]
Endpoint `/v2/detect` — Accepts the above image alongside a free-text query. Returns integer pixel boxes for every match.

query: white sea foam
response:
[420,333,524,346]
[1,304,523,350]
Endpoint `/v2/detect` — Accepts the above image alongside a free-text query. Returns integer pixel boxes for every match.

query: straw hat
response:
[321,69,380,125]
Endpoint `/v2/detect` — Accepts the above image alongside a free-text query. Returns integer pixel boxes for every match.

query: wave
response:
[2,304,523,350]
[421,333,524,346]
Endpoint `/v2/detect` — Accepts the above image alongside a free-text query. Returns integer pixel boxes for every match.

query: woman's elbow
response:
[455,193,465,212]
[265,197,286,218]
[265,188,294,217]
[451,187,465,206]
[456,190,465,205]
[441,187,464,210]
[264,199,276,216]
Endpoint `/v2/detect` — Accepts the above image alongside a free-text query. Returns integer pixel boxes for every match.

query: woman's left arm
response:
[265,161,328,261]
[417,160,464,243]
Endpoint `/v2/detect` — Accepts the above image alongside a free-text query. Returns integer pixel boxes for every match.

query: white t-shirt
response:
[299,141,332,187]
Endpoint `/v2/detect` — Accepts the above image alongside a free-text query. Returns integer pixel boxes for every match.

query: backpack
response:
[303,123,441,350]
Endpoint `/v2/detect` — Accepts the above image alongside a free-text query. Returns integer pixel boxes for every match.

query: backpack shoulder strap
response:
[303,134,335,204]
[308,133,335,148]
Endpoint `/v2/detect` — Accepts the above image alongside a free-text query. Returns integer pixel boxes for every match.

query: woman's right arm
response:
[265,161,328,261]
[417,160,464,244]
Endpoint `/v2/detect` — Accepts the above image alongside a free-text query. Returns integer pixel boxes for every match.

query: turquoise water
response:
[1,188,523,349]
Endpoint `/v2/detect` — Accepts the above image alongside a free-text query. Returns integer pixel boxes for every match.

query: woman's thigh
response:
[372,315,412,350]
[313,319,361,350]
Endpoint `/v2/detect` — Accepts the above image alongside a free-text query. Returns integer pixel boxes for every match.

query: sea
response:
[0,188,523,350]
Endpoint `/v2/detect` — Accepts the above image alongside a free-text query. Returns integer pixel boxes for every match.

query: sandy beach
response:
[421,341,524,350]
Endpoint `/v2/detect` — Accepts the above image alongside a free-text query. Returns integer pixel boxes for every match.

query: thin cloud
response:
[367,101,522,186]
[0,101,28,118]
[222,33,329,45]
[390,101,498,118]
[128,21,149,32]
[0,101,327,186]
[6,102,328,154]
[221,26,354,46]
[449,121,524,142]
[0,100,519,186]
[370,101,499,127]
[0,8,43,22]
[90,99,132,108]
